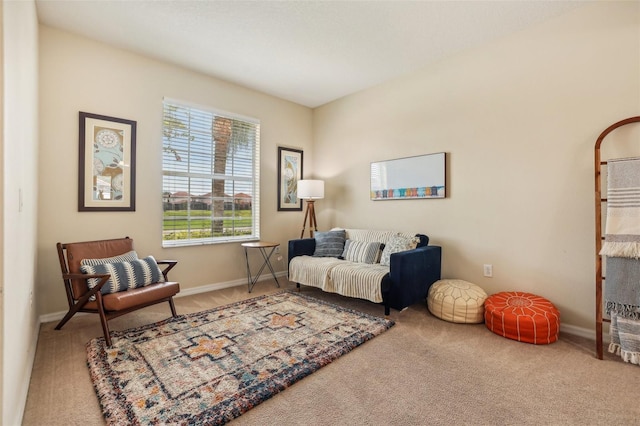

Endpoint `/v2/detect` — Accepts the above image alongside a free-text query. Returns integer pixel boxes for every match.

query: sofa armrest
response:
[288,238,316,265]
[386,245,442,310]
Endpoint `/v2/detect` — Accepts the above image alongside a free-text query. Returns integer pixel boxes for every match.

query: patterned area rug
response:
[86,290,394,425]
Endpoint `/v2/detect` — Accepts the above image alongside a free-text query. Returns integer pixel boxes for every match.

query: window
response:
[162,98,260,247]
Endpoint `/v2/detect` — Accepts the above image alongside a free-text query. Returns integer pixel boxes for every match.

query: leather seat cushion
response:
[84,281,179,312]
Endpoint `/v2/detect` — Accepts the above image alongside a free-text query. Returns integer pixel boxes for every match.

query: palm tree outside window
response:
[162,99,260,246]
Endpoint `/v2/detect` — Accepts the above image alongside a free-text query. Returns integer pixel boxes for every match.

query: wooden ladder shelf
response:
[594,116,640,359]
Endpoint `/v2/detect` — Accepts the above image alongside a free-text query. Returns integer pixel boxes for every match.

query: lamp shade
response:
[297,180,324,200]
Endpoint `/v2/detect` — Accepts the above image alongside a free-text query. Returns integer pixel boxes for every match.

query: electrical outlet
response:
[483,264,493,277]
[275,246,280,254]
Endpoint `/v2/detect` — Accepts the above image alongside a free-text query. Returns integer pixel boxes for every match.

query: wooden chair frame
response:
[55,237,179,346]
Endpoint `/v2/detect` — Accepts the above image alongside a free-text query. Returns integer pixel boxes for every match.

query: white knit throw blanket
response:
[599,157,640,259]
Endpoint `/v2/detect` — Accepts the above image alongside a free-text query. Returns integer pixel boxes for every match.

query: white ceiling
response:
[35,1,585,108]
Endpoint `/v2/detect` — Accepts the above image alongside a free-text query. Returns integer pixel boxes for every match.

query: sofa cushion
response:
[80,256,165,296]
[325,262,389,303]
[313,229,346,257]
[289,256,345,290]
[343,229,428,247]
[344,229,396,244]
[342,240,382,264]
[380,234,420,266]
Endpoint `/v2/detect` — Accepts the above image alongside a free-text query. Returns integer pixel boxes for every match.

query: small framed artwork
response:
[277,147,303,211]
[78,111,137,211]
[370,152,446,200]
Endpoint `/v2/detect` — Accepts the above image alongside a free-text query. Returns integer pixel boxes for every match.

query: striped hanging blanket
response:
[599,157,640,259]
[600,157,640,365]
[609,312,640,366]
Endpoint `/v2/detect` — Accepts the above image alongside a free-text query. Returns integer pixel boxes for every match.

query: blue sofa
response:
[288,228,442,315]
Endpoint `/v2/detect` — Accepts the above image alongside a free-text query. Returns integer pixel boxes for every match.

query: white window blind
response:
[162,98,260,247]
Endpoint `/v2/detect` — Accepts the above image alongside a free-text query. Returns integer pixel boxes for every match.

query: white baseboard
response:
[39,271,288,324]
[13,318,40,426]
[560,323,595,340]
[40,273,606,344]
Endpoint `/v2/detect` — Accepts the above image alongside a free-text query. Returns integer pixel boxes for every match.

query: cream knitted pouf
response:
[427,279,488,323]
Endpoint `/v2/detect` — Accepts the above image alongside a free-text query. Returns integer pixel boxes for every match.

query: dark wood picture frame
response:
[277,147,303,211]
[78,112,137,211]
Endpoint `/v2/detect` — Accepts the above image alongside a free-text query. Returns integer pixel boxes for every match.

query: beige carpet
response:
[23,280,639,425]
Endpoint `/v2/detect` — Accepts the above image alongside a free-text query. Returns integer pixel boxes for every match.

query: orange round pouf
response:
[484,292,560,344]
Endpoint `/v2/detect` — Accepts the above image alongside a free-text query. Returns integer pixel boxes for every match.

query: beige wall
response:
[35,2,640,332]
[3,0,40,424]
[313,2,640,332]
[37,26,313,317]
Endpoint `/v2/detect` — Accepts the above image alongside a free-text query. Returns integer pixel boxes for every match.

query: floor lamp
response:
[298,180,324,238]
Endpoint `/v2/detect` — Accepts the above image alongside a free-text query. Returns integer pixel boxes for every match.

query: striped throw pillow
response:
[313,230,346,257]
[80,250,139,267]
[342,240,382,264]
[80,256,165,297]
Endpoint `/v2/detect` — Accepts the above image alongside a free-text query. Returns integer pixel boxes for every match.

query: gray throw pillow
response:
[313,230,346,257]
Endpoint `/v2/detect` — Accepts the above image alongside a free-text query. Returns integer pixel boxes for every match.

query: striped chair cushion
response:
[80,250,140,300]
[80,250,138,266]
[80,256,165,297]
[325,263,389,303]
